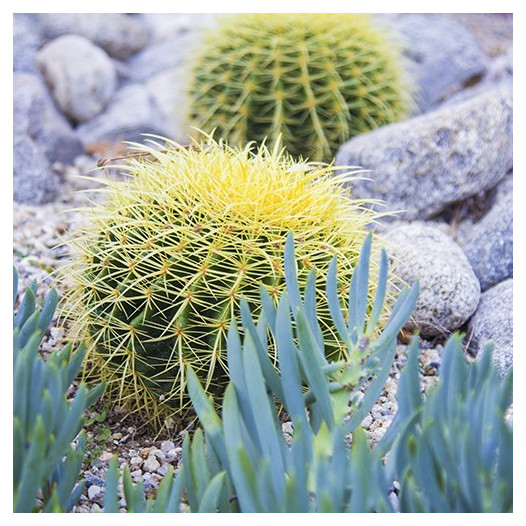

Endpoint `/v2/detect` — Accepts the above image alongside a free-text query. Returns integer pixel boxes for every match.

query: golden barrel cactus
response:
[60,135,384,429]
[187,13,412,162]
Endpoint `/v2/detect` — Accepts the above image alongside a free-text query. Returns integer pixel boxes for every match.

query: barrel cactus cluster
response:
[187,13,413,161]
[60,135,384,428]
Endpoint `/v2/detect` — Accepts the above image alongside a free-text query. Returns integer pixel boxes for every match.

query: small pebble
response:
[152,449,166,461]
[85,474,105,488]
[129,456,143,468]
[165,448,181,462]
[87,485,102,501]
[160,440,175,454]
[157,463,172,477]
[140,447,154,459]
[143,455,161,472]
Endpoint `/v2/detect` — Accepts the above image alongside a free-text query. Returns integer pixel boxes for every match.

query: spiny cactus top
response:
[60,134,384,429]
[187,13,413,162]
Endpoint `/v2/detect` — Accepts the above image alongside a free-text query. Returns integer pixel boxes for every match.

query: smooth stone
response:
[461,192,513,291]
[137,13,217,42]
[336,85,512,221]
[125,31,197,83]
[84,474,105,488]
[467,279,513,376]
[39,13,149,60]
[440,48,512,108]
[384,13,488,111]
[384,223,480,338]
[13,14,41,74]
[87,485,102,501]
[145,69,189,141]
[13,133,59,204]
[75,83,172,147]
[13,72,84,165]
[36,34,117,123]
[160,440,175,454]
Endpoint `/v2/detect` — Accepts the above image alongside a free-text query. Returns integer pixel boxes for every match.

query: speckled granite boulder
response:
[461,191,513,291]
[384,223,480,338]
[38,13,149,60]
[36,35,117,123]
[336,85,512,221]
[467,279,513,376]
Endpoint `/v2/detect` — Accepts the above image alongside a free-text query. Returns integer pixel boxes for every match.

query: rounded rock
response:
[13,14,41,74]
[87,485,102,501]
[143,455,161,473]
[467,279,513,376]
[160,440,175,455]
[75,83,171,146]
[13,133,59,205]
[13,72,84,164]
[39,13,149,60]
[36,34,117,123]
[461,192,513,291]
[336,85,512,222]
[384,223,481,338]
[383,13,488,112]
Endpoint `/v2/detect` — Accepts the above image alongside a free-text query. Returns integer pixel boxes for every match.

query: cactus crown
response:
[60,134,384,429]
[187,13,413,161]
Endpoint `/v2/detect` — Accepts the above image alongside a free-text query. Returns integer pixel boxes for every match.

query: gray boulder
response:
[384,14,488,112]
[145,69,189,142]
[467,279,513,376]
[137,13,217,42]
[13,134,59,204]
[383,223,480,338]
[461,191,513,291]
[13,14,41,74]
[13,72,83,165]
[126,31,198,83]
[126,14,216,83]
[336,85,512,221]
[440,48,513,109]
[36,35,117,123]
[75,83,172,147]
[39,13,149,60]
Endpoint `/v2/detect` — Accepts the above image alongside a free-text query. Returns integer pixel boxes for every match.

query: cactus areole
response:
[188,13,412,162]
[61,135,383,429]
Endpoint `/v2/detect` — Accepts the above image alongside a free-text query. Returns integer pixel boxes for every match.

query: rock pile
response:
[335,14,512,374]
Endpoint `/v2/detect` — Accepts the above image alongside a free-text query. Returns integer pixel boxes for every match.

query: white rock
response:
[143,455,161,473]
[36,34,117,123]
[87,485,102,501]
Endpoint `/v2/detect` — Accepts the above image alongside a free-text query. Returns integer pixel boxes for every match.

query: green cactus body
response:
[187,13,412,162]
[60,135,385,429]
